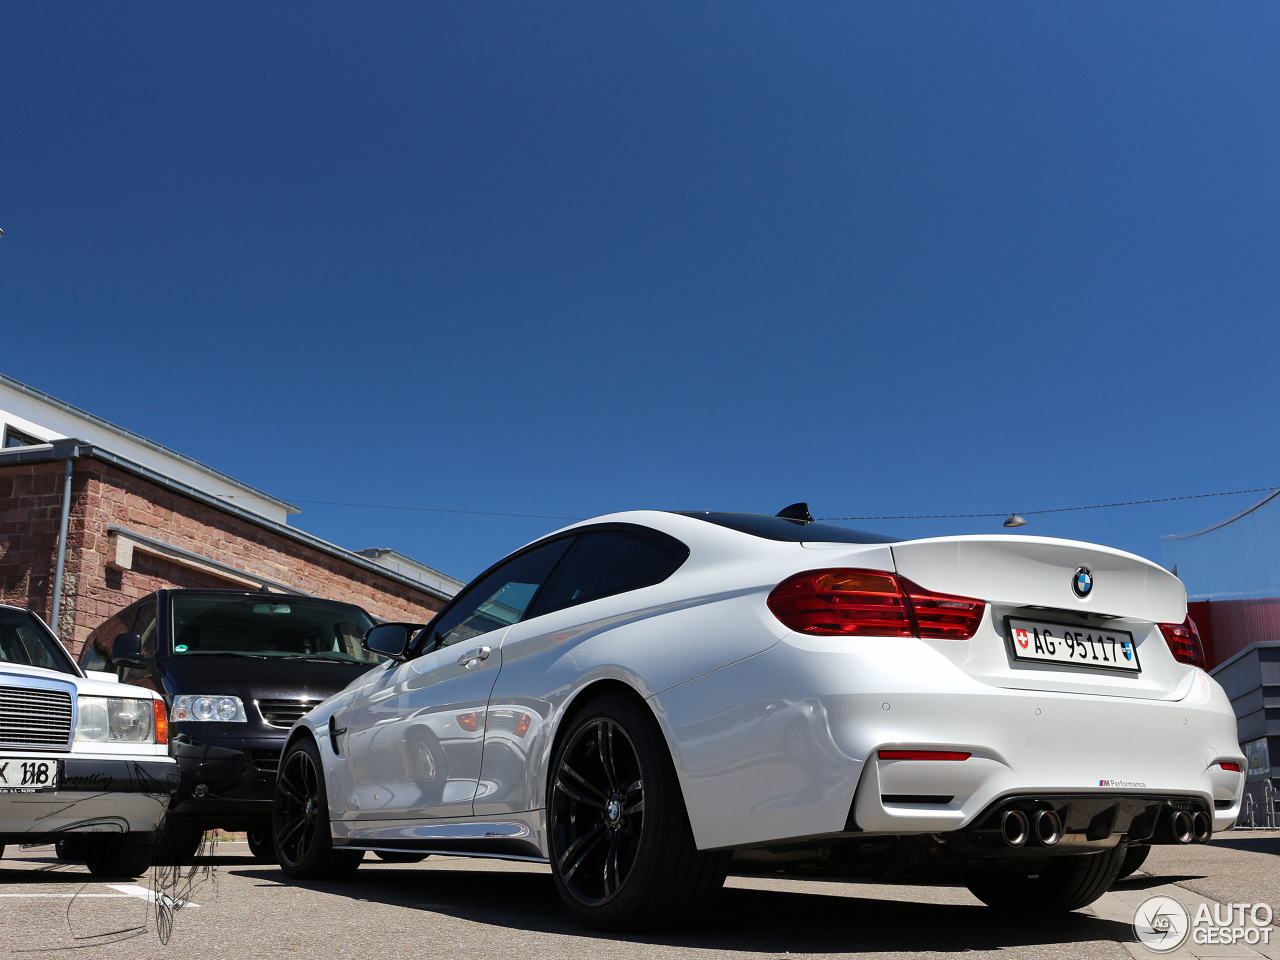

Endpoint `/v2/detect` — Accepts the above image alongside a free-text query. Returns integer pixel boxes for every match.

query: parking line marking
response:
[106,884,200,908]
[0,894,132,898]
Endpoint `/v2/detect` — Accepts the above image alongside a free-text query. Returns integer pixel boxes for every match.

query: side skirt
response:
[331,811,547,862]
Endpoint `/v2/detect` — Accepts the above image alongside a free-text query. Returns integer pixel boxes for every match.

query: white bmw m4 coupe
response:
[271,506,1244,930]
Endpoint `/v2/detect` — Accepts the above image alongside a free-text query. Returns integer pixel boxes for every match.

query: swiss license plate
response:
[1006,618,1141,673]
[0,758,60,793]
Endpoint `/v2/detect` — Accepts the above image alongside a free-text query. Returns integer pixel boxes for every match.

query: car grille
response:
[257,699,321,728]
[0,686,74,749]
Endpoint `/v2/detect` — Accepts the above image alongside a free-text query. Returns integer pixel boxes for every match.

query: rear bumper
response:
[0,757,178,842]
[655,633,1245,851]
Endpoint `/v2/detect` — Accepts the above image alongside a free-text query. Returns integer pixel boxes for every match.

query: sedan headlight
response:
[75,697,156,743]
[171,695,247,723]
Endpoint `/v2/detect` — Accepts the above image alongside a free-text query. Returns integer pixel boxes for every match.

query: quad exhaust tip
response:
[1000,809,1030,847]
[1033,809,1062,847]
[1191,810,1212,844]
[1170,809,1195,844]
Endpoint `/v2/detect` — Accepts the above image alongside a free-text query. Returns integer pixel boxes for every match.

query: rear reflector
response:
[878,750,971,761]
[767,569,985,640]
[1158,617,1207,669]
[1219,761,1243,773]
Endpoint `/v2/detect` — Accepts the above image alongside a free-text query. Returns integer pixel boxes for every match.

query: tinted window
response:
[533,531,685,616]
[170,594,378,663]
[425,537,574,650]
[0,608,77,675]
[677,512,900,544]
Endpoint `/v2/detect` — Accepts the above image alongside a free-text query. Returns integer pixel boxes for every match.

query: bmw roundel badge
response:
[1073,566,1093,599]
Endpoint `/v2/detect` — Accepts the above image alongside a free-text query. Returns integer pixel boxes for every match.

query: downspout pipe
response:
[50,458,74,639]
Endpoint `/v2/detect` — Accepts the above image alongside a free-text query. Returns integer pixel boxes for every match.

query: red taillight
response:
[899,577,987,640]
[1159,617,1207,669]
[767,569,985,640]
[153,699,168,745]
[878,749,971,761]
[767,570,913,637]
[1220,761,1243,773]
[456,712,480,732]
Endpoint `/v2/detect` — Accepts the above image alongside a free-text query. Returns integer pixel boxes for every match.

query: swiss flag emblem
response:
[1015,628,1030,649]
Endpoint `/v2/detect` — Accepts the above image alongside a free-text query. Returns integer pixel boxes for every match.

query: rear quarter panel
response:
[475,539,895,818]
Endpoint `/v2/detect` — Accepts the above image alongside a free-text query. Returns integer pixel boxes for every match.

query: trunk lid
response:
[887,535,1191,700]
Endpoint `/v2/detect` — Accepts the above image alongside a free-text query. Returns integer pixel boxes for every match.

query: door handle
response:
[457,645,491,668]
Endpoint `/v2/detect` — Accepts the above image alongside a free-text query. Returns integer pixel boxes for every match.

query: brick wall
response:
[0,462,67,619]
[0,459,449,655]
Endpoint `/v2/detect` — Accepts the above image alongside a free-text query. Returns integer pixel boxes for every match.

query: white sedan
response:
[0,604,177,877]
[271,508,1244,930]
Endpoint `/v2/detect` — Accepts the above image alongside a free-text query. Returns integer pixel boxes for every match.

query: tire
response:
[374,851,429,863]
[1118,842,1151,879]
[274,737,363,881]
[965,840,1129,913]
[547,693,728,932]
[247,826,277,863]
[153,819,204,866]
[84,833,158,878]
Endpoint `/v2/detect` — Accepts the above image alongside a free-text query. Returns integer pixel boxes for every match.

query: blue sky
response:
[3,3,1278,582]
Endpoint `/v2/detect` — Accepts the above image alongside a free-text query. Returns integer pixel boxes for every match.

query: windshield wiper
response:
[177,651,272,660]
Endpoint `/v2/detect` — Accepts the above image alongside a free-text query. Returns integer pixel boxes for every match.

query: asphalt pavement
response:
[0,832,1276,959]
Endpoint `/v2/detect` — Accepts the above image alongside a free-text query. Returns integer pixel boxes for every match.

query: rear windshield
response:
[0,608,78,675]
[170,594,379,663]
[676,512,900,544]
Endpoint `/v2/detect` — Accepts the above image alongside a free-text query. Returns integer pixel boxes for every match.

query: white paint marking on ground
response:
[105,884,200,908]
[0,893,132,898]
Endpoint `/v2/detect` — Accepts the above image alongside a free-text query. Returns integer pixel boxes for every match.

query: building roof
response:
[0,438,459,603]
[0,372,299,522]
[355,549,466,598]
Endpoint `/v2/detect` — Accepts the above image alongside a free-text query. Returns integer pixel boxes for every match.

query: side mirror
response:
[111,633,146,668]
[362,623,423,661]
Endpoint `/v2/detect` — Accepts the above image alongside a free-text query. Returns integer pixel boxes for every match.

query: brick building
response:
[0,374,461,655]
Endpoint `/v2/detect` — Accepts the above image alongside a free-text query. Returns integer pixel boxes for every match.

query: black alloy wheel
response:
[551,717,646,905]
[273,738,362,880]
[547,694,728,931]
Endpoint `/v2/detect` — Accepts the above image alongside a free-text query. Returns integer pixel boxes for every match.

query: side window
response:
[425,537,574,651]
[532,530,686,617]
